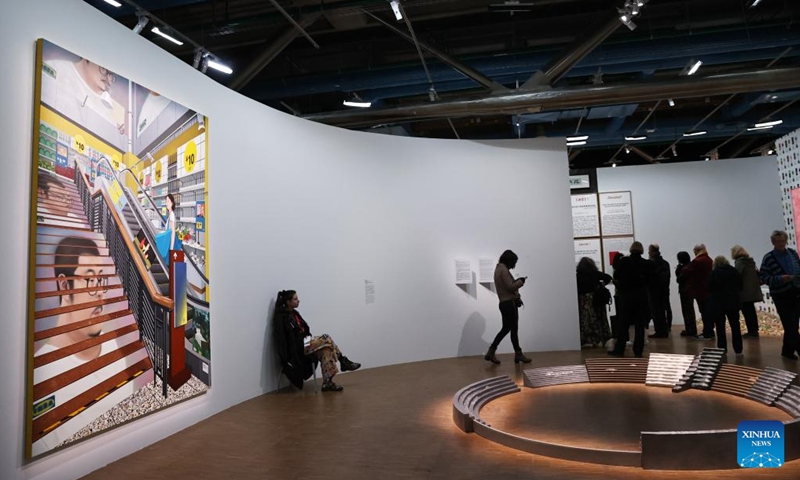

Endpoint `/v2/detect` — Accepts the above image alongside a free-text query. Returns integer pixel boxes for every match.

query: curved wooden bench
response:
[453,349,800,470]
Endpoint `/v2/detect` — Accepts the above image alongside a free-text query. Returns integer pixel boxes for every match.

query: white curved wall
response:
[0,1,578,479]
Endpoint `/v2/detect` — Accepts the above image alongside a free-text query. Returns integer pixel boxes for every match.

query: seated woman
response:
[273,290,361,392]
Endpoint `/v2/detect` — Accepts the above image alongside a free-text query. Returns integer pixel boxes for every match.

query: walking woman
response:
[485,250,531,365]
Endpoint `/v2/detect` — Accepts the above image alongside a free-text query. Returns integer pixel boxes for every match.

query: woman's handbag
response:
[594,284,612,307]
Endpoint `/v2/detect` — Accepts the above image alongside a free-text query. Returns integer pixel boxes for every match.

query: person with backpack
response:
[647,244,672,338]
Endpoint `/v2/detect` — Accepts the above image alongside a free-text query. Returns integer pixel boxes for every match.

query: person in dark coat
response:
[273,290,361,391]
[647,244,671,338]
[731,245,764,338]
[680,243,715,340]
[707,256,743,355]
[759,230,800,360]
[675,251,696,337]
[609,242,654,358]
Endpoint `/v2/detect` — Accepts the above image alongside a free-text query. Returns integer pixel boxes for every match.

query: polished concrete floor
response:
[81,329,800,480]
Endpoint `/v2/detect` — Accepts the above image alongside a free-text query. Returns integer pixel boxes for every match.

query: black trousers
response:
[491,300,521,352]
[771,290,800,356]
[698,298,715,337]
[741,301,759,335]
[649,288,670,336]
[613,291,649,356]
[679,293,697,335]
[714,307,743,354]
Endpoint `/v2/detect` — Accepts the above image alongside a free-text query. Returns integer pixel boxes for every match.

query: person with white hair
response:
[759,230,800,360]
[731,245,763,338]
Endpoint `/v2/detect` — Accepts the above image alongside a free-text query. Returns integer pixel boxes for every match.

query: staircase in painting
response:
[32,168,155,456]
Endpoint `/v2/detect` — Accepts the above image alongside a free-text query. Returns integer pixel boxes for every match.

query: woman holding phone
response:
[485,249,532,365]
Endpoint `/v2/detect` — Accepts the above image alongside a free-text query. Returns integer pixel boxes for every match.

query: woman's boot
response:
[484,346,500,364]
[338,354,361,372]
[514,350,532,364]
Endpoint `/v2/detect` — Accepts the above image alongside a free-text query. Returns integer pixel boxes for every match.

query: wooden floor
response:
[82,329,800,480]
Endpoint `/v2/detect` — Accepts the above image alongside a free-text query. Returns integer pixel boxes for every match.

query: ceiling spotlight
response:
[612,162,617,168]
[683,130,708,137]
[343,100,372,108]
[747,125,773,131]
[566,135,589,142]
[671,145,678,157]
[704,157,710,162]
[682,59,703,76]
[152,26,183,46]
[768,149,776,155]
[625,146,631,154]
[750,0,764,7]
[625,135,647,141]
[754,119,783,128]
[390,0,403,21]
[196,112,205,131]
[104,0,122,7]
[566,140,587,147]
[207,59,233,74]
[668,98,675,107]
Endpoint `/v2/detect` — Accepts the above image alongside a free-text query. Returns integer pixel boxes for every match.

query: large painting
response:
[27,39,211,458]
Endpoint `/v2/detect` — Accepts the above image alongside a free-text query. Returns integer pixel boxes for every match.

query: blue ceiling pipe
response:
[246,25,800,100]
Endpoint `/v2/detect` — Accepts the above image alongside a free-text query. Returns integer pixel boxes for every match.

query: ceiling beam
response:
[228,13,321,91]
[306,68,800,128]
[521,14,622,88]
[362,9,506,92]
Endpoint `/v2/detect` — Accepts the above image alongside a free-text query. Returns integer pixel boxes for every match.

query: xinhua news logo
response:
[738,420,784,468]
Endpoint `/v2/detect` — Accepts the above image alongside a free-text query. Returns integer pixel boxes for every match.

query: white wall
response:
[0,1,578,479]
[596,157,783,316]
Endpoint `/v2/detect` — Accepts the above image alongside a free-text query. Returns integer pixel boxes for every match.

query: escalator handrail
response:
[94,158,170,281]
[182,244,210,284]
[117,171,209,286]
[118,167,166,228]
[75,161,173,309]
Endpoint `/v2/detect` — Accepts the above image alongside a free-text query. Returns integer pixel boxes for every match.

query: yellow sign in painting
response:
[183,141,198,174]
[155,158,162,183]
[72,134,86,154]
[108,179,125,208]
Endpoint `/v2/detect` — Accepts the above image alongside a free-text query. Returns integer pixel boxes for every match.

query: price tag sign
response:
[72,134,86,154]
[155,158,163,183]
[111,153,121,170]
[183,141,198,174]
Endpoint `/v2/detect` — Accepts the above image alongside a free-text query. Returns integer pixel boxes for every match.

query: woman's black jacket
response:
[274,310,314,388]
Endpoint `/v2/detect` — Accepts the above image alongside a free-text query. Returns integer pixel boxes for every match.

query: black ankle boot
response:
[514,351,532,364]
[322,380,343,392]
[338,354,361,372]
[484,346,500,364]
